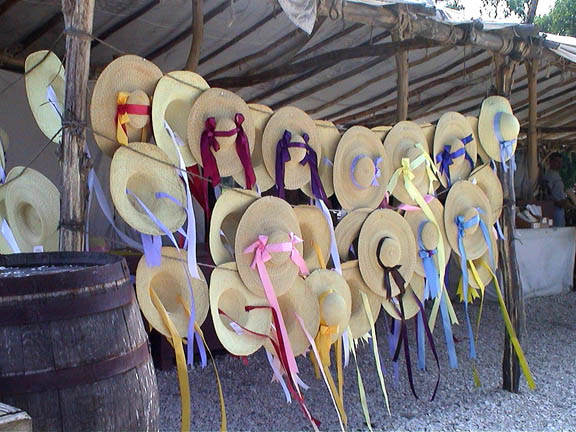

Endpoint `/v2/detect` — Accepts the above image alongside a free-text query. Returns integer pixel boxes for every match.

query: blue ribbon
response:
[494,112,517,172]
[435,134,475,187]
[350,155,382,189]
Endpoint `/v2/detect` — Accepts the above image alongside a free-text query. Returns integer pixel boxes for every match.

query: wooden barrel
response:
[0,252,159,432]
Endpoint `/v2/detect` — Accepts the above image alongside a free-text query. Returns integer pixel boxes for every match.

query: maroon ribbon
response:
[115,103,151,134]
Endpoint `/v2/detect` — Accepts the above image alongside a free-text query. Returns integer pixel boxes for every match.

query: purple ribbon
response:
[350,155,382,189]
[435,134,474,187]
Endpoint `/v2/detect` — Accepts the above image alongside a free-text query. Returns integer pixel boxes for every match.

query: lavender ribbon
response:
[494,112,517,172]
[350,155,382,189]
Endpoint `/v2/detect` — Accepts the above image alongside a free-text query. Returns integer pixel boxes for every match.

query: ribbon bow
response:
[494,112,517,172]
[115,92,151,145]
[435,136,474,187]
[350,155,382,189]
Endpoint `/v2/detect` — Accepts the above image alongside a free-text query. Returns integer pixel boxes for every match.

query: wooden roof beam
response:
[15,11,62,54]
[0,0,23,16]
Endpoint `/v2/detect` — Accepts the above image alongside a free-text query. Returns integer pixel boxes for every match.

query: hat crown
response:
[378,237,401,267]
[20,203,43,244]
[498,112,520,141]
[353,155,376,189]
[462,208,480,235]
[446,136,466,165]
[287,133,308,164]
[320,291,347,327]
[267,231,291,265]
[421,221,439,251]
[127,90,151,129]
[215,117,238,150]
[151,273,182,314]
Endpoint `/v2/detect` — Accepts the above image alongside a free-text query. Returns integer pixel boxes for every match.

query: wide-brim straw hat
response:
[358,209,416,298]
[382,274,425,320]
[371,125,393,142]
[188,88,255,178]
[152,71,209,167]
[91,55,163,157]
[467,116,491,164]
[209,187,259,266]
[342,260,381,339]
[444,180,493,260]
[306,269,352,343]
[235,196,304,298]
[335,208,372,261]
[478,96,520,162]
[4,166,59,252]
[294,205,331,272]
[136,246,209,339]
[110,142,186,235]
[25,50,65,142]
[0,128,10,152]
[261,106,320,190]
[210,262,272,356]
[403,197,451,277]
[434,112,477,187]
[469,226,499,289]
[420,123,436,149]
[334,126,393,211]
[469,163,503,225]
[264,276,320,357]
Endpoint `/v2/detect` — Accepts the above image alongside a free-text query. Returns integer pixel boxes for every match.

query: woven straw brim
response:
[5,166,59,252]
[0,133,5,171]
[25,50,65,142]
[469,226,499,289]
[0,184,8,254]
[136,247,208,339]
[91,55,162,157]
[306,269,352,343]
[210,188,259,266]
[467,116,491,164]
[342,260,381,339]
[263,276,320,357]
[478,96,517,162]
[188,88,255,177]
[371,125,393,142]
[434,112,477,187]
[110,142,186,235]
[334,126,393,211]
[358,209,416,298]
[0,128,10,151]
[382,274,425,320]
[469,163,503,225]
[420,123,436,149]
[444,180,493,260]
[261,106,320,190]
[404,197,452,277]
[235,196,303,298]
[294,205,331,272]
[334,208,373,261]
[152,71,209,167]
[210,262,272,356]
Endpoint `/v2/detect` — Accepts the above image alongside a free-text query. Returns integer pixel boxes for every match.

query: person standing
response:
[544,152,570,227]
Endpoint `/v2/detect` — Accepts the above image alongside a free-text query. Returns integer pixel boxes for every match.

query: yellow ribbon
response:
[312,240,327,271]
[347,327,373,432]
[116,92,131,145]
[464,260,487,387]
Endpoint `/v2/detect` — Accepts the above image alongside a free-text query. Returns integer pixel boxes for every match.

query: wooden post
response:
[185,0,204,71]
[59,0,95,251]
[393,27,409,122]
[526,58,539,198]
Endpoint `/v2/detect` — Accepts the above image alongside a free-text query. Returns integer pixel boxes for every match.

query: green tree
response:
[443,0,465,11]
[535,0,576,36]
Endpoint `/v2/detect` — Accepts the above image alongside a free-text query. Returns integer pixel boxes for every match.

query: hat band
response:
[493,112,517,172]
[116,92,151,145]
[435,135,474,187]
[376,237,405,300]
[350,155,382,190]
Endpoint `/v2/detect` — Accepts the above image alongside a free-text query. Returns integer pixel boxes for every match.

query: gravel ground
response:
[158,291,576,431]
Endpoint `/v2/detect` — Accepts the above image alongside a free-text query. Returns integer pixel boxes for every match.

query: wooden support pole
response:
[185,0,204,72]
[526,58,539,199]
[59,0,95,252]
[392,17,409,123]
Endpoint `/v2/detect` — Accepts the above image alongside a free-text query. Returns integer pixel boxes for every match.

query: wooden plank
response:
[0,403,32,432]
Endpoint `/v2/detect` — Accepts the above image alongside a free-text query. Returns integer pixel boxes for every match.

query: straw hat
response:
[261,106,320,190]
[187,88,255,178]
[306,269,352,343]
[136,247,209,339]
[210,262,273,356]
[381,274,425,320]
[444,180,493,260]
[403,197,451,277]
[358,209,416,299]
[468,226,499,290]
[0,183,9,254]
[25,51,65,142]
[0,128,10,152]
[371,125,393,142]
[233,104,275,191]
[264,276,320,357]
[293,205,331,272]
[342,260,381,339]
[209,188,259,266]
[478,96,520,162]
[91,55,162,157]
[467,116,491,164]
[4,166,59,252]
[420,123,436,149]
[152,71,209,167]
[469,163,503,225]
[334,126,393,211]
[235,196,304,298]
[433,112,477,187]
[334,208,372,261]
[302,120,340,199]
[110,142,186,235]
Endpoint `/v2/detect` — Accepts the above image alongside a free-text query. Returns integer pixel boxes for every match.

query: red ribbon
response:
[186,165,211,220]
[115,103,151,135]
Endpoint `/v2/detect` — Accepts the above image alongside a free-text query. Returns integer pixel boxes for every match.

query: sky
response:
[440,0,556,21]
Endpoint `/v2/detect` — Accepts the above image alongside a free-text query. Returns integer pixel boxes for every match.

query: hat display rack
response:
[6,45,536,431]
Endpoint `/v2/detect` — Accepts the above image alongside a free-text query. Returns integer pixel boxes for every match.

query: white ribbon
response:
[1,219,20,253]
[46,85,63,118]
[315,199,342,275]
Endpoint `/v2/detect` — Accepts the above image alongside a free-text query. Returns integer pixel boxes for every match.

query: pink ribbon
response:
[379,192,435,211]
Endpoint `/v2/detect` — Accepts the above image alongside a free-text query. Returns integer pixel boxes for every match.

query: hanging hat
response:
[468,226,499,290]
[358,209,416,299]
[152,71,209,167]
[433,112,477,188]
[444,180,493,260]
[420,123,436,149]
[302,120,340,199]
[342,260,381,339]
[293,205,331,272]
[306,269,352,343]
[334,208,372,261]
[91,55,162,157]
[210,262,273,356]
[0,132,5,179]
[264,276,320,357]
[25,51,65,142]
[136,247,209,338]
[371,125,393,142]
[467,116,491,164]
[0,128,10,152]
[403,197,452,278]
[4,166,59,252]
[381,274,425,320]
[235,196,305,298]
[261,107,322,197]
[478,96,520,163]
[210,188,259,266]
[233,104,275,191]
[110,142,186,235]
[334,126,393,211]
[469,163,503,225]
